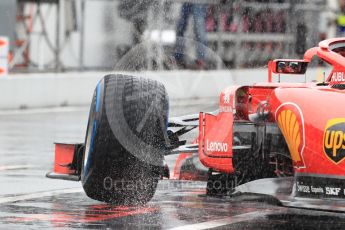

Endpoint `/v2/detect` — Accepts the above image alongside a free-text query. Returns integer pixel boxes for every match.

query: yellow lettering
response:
[333,131,343,157]
[325,131,334,149]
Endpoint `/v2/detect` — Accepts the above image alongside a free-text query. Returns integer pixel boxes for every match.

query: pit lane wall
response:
[0,68,323,110]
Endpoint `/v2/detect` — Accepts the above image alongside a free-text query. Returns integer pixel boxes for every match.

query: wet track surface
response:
[1,104,345,229]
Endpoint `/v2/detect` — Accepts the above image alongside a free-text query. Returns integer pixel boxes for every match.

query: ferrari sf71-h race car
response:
[47,38,345,212]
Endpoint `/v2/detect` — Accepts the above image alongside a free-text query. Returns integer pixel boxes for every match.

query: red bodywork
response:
[198,38,345,178]
[54,143,78,175]
[46,143,82,181]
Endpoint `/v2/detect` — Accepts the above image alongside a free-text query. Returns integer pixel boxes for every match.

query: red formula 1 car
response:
[48,38,345,211]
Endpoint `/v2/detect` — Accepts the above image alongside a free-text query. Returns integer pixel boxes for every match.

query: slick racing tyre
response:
[81,74,169,205]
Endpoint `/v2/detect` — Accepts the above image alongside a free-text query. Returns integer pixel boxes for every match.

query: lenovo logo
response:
[206,140,228,152]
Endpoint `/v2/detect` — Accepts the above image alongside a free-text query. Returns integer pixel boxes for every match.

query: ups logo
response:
[323,118,345,164]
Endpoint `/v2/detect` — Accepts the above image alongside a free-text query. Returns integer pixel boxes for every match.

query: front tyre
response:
[82,74,169,205]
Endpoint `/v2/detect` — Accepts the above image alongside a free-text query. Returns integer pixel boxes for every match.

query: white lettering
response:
[206,140,228,152]
[223,93,231,104]
[325,187,341,196]
[331,72,345,82]
[219,106,233,113]
[297,183,310,193]
[311,186,324,194]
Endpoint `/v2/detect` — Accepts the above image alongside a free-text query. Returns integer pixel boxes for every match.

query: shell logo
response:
[276,103,305,168]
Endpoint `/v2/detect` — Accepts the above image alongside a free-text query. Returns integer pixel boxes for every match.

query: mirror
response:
[274,60,308,74]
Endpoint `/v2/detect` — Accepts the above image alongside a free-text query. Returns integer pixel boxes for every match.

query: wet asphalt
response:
[1,104,345,229]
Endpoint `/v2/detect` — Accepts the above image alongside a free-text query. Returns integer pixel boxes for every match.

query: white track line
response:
[0,188,83,204]
[0,106,88,116]
[0,165,35,171]
[168,210,275,230]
